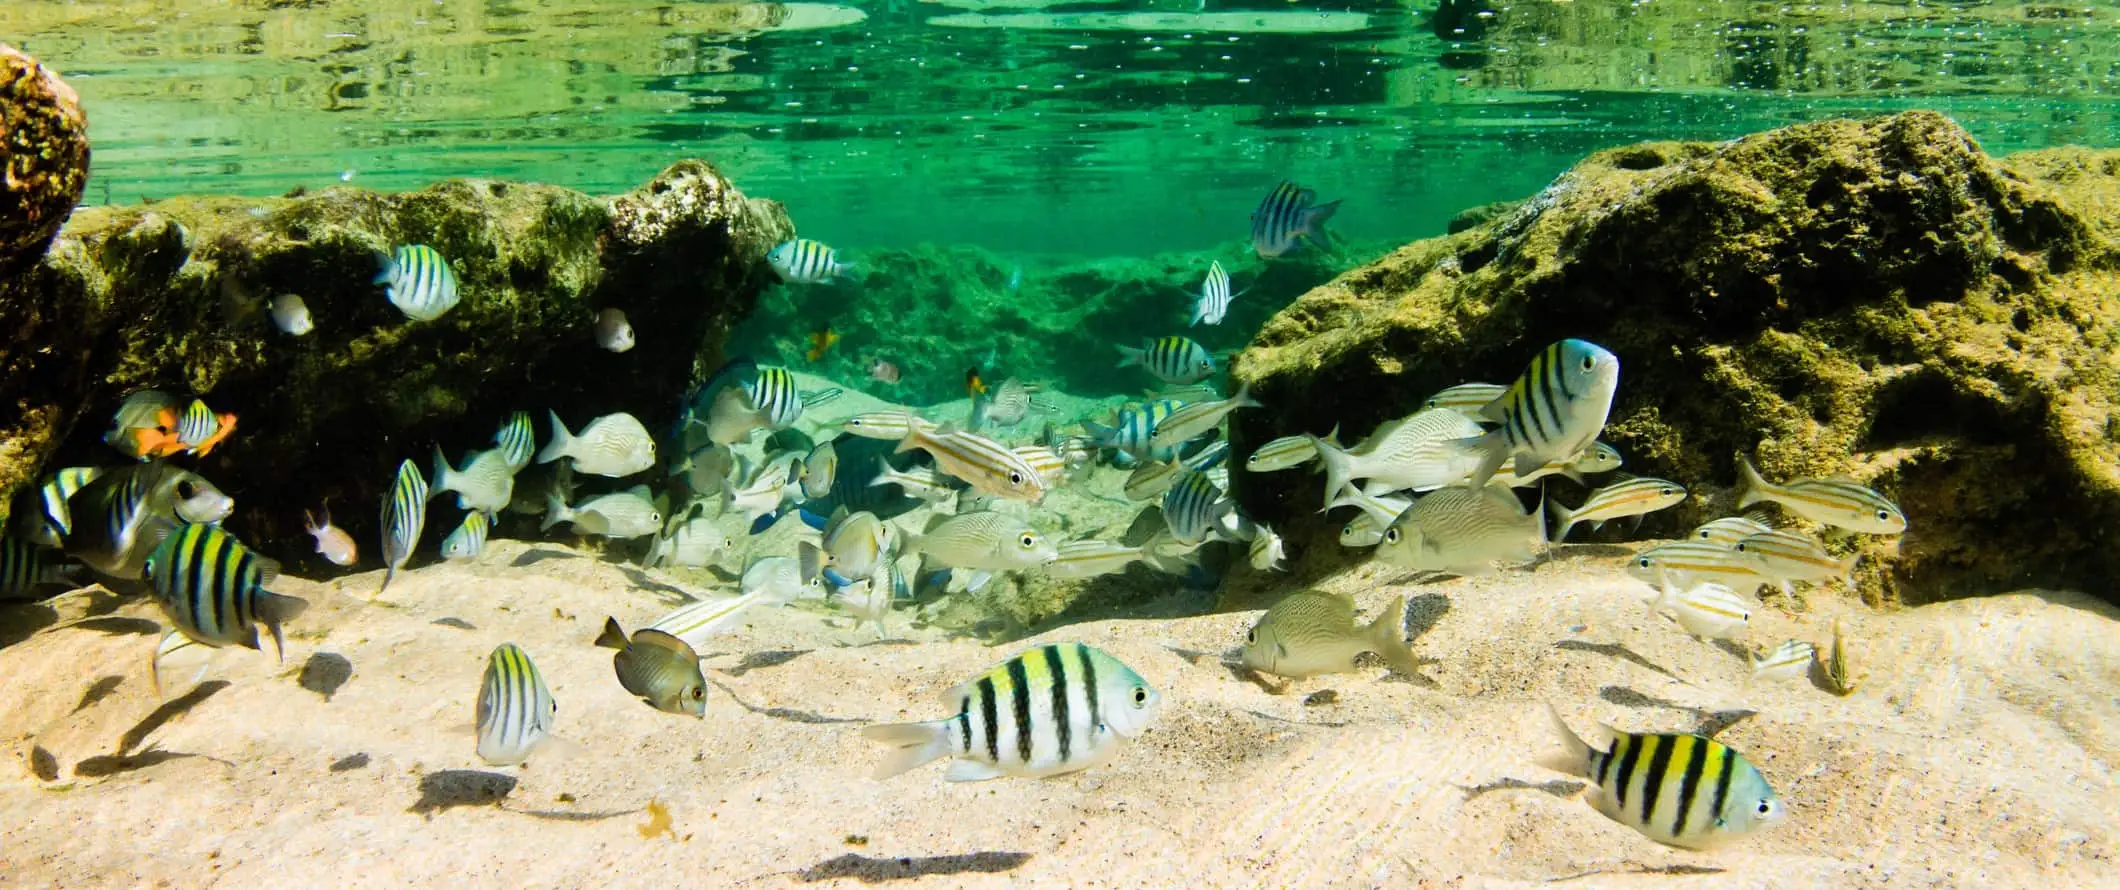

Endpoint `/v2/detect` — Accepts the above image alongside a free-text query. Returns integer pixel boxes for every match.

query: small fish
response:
[1692,515,1776,547]
[965,366,988,398]
[1115,336,1217,386]
[1626,540,1769,592]
[1551,477,1688,541]
[867,358,901,385]
[802,440,839,500]
[596,308,635,353]
[1162,469,1233,546]
[834,552,909,639]
[1190,260,1233,326]
[1083,400,1186,462]
[1140,527,1207,575]
[648,568,813,651]
[806,325,840,362]
[1737,455,1906,535]
[442,511,491,561]
[1124,460,1184,502]
[1647,579,1753,640]
[537,410,656,478]
[104,390,183,461]
[493,411,537,472]
[1454,339,1620,490]
[1422,382,1506,416]
[173,399,238,458]
[1821,617,1859,695]
[1325,487,1412,528]
[1181,439,1230,472]
[817,509,893,583]
[1376,483,1543,576]
[1313,408,1485,498]
[646,503,728,568]
[1339,512,1386,548]
[17,466,102,548]
[767,238,853,283]
[543,486,661,539]
[305,505,357,566]
[1244,434,1322,473]
[1749,639,1816,684]
[1147,384,1260,451]
[869,463,960,503]
[1486,441,1625,489]
[375,244,461,322]
[432,446,517,514]
[692,358,806,446]
[475,643,558,767]
[723,453,800,524]
[594,617,708,718]
[1,536,76,601]
[1044,539,1146,580]
[1242,592,1417,679]
[1249,525,1287,572]
[895,424,1046,501]
[842,411,937,441]
[1734,529,1858,595]
[905,511,1057,592]
[863,643,1161,781]
[735,555,825,603]
[144,523,309,659]
[1543,706,1786,849]
[64,464,235,578]
[975,377,1041,429]
[379,459,428,593]
[270,294,313,335]
[1010,444,1070,490]
[1250,180,1341,258]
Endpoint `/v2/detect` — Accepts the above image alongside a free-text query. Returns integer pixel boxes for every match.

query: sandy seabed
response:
[1,515,2116,887]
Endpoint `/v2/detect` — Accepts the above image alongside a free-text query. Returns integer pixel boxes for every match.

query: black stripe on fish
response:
[1044,644,1071,764]
[1078,643,1101,732]
[1708,740,1736,830]
[957,695,972,755]
[978,675,1000,763]
[1673,734,1708,839]
[1008,655,1033,765]
[1611,732,1643,810]
[1639,734,1675,827]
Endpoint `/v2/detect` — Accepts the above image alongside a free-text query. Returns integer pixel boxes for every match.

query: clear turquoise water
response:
[12,0,2120,255]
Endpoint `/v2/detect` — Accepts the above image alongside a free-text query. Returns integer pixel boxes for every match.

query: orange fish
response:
[965,366,987,398]
[188,412,238,458]
[806,326,840,362]
[130,406,186,459]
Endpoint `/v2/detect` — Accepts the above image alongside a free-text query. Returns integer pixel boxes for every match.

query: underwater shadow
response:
[73,744,207,778]
[1402,592,1451,641]
[67,616,161,637]
[28,745,60,781]
[298,651,353,700]
[1006,571,1218,644]
[509,548,580,569]
[616,567,695,603]
[0,602,61,649]
[330,753,371,772]
[1544,543,1636,562]
[1709,638,1753,662]
[796,851,1033,883]
[507,807,637,822]
[1598,686,1755,737]
[1458,776,1585,801]
[720,648,811,677]
[118,680,229,754]
[408,769,519,818]
[707,678,862,724]
[431,617,477,630]
[72,675,125,714]
[1550,863,1726,881]
[1242,708,1349,729]
[1553,640,1683,683]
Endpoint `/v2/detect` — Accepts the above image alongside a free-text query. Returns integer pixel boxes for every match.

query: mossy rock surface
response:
[1,160,790,572]
[0,45,89,279]
[1230,110,2120,606]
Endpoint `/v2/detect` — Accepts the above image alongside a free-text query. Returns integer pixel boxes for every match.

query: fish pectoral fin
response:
[944,760,1006,783]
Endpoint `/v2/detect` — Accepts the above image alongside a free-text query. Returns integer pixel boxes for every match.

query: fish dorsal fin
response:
[595,617,630,650]
[255,555,282,588]
[630,629,701,660]
[1739,507,1779,528]
[625,484,652,500]
[1820,475,1861,485]
[1477,395,1508,424]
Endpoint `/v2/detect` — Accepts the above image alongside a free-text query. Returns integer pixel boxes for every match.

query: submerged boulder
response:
[0,45,89,280]
[1,160,790,571]
[1232,111,2120,605]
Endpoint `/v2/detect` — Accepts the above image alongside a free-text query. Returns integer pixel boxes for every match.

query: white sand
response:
[3,531,2115,887]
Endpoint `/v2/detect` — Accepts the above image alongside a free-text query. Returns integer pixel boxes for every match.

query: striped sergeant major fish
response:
[1190,260,1235,326]
[476,643,559,767]
[441,510,490,561]
[1250,180,1341,258]
[1543,705,1786,849]
[1162,469,1233,546]
[379,459,428,593]
[493,411,536,471]
[863,643,1162,781]
[375,244,461,322]
[1114,336,1217,386]
[15,466,102,548]
[144,522,309,661]
[1,535,76,601]
[687,357,818,446]
[1737,454,1906,535]
[1083,399,1187,462]
[766,238,854,284]
[174,399,237,457]
[1455,339,1620,490]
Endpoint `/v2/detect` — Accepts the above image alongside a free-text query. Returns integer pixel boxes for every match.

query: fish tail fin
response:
[372,249,395,285]
[594,617,629,650]
[1230,382,1260,410]
[260,593,308,663]
[1457,430,1508,490]
[861,720,952,780]
[891,415,926,455]
[1548,494,1576,543]
[539,494,572,532]
[1736,452,1768,509]
[430,444,455,494]
[1369,595,1421,676]
[1311,435,1358,502]
[798,541,826,587]
[1114,343,1144,368]
[1838,551,1861,580]
[1082,419,1119,449]
[1188,299,1206,327]
[534,410,574,465]
[1303,199,1343,243]
[1538,703,1593,778]
[378,563,396,595]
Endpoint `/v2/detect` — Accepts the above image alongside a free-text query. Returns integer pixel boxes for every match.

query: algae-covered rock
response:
[0,160,789,571]
[0,45,89,280]
[1232,111,2120,605]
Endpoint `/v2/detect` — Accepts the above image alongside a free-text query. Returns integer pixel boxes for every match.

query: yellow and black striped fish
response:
[144,522,308,660]
[1461,339,1620,489]
[863,643,1161,782]
[1250,180,1341,258]
[375,244,461,322]
[1544,706,1786,849]
[1114,336,1216,386]
[492,410,537,471]
[766,238,853,284]
[16,465,102,548]
[379,459,428,593]
[1,535,75,601]
[476,642,558,766]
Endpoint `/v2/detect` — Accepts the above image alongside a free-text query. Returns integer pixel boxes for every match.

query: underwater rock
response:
[0,161,790,571]
[1231,110,2120,605]
[0,45,90,280]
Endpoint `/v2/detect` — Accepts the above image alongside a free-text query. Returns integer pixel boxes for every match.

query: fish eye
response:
[1637,557,1653,568]
[1131,687,1148,707]
[1384,528,1399,543]
[1245,629,1256,644]
[1875,509,1890,521]
[1198,359,1212,369]
[650,512,662,523]
[690,687,706,701]
[178,480,198,499]
[1757,801,1772,815]
[1579,355,1595,371]
[1018,533,1037,548]
[1008,471,1024,485]
[1659,487,1675,496]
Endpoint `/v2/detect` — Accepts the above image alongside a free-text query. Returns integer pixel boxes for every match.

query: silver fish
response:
[1314,408,1485,498]
[1249,525,1288,572]
[432,445,517,514]
[493,411,537,472]
[65,464,236,579]
[379,459,428,592]
[1737,455,1906,535]
[906,511,1056,592]
[537,410,656,478]
[376,244,461,322]
[895,424,1046,501]
[1647,579,1753,640]
[1190,260,1234,326]
[801,439,839,501]
[596,307,635,353]
[1045,539,1146,580]
[475,643,557,766]
[1114,336,1216,386]
[1749,639,1816,684]
[1422,382,1505,416]
[870,464,960,502]
[442,510,490,561]
[270,294,313,335]
[767,238,853,283]
[1245,434,1322,473]
[1147,384,1260,451]
[863,643,1161,781]
[1456,339,1620,489]
[1241,592,1418,679]
[1376,483,1543,576]
[1692,515,1776,547]
[1544,706,1786,849]
[1550,477,1688,541]
[543,486,661,539]
[1162,469,1233,546]
[305,505,358,567]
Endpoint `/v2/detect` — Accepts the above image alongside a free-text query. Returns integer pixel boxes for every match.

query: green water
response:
[11,0,2120,255]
